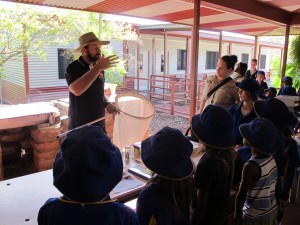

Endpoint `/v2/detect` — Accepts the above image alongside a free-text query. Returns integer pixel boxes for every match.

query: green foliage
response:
[289,35,300,89]
[0,5,75,67]
[64,12,138,84]
[269,56,281,88]
[0,4,139,84]
[270,36,300,90]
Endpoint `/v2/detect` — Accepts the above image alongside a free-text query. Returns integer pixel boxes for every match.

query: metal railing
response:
[121,74,206,117]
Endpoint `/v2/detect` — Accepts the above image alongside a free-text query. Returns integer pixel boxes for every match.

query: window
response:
[177,49,186,70]
[241,53,249,64]
[205,51,219,69]
[260,55,266,69]
[58,48,73,79]
[139,54,143,73]
[161,55,164,72]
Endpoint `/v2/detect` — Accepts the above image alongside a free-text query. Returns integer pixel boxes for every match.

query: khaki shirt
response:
[201,75,240,110]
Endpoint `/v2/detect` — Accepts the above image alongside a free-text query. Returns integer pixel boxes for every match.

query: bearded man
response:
[65,32,119,130]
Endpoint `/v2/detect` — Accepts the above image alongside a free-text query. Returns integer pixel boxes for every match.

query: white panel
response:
[44,0,105,9]
[177,13,246,25]
[282,5,300,12]
[125,0,193,17]
[3,59,25,86]
[217,23,276,31]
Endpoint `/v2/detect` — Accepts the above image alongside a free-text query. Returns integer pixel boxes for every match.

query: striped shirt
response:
[243,155,278,223]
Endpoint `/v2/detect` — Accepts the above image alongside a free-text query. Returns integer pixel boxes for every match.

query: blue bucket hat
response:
[254,98,291,130]
[53,126,123,203]
[265,87,277,96]
[282,76,293,85]
[191,105,234,148]
[257,70,266,79]
[239,118,278,155]
[235,78,259,100]
[141,127,193,180]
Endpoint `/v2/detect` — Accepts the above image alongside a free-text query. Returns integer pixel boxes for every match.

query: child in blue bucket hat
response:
[228,78,259,185]
[190,105,235,225]
[278,76,297,96]
[254,98,300,201]
[38,126,139,225]
[136,127,194,225]
[235,118,278,225]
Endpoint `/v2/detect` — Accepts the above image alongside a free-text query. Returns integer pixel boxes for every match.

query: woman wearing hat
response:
[38,126,139,225]
[278,76,297,96]
[235,118,278,225]
[136,127,194,225]
[65,32,119,131]
[191,105,235,225]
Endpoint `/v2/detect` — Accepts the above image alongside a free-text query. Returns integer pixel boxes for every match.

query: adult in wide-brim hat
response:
[239,117,278,155]
[53,125,123,203]
[141,126,193,180]
[191,105,234,149]
[74,32,110,53]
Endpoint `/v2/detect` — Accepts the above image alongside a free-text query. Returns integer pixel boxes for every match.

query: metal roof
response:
[5,0,300,36]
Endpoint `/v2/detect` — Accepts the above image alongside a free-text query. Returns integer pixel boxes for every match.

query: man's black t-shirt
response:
[65,56,106,130]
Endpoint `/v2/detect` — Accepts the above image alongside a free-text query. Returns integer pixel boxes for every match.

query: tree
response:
[289,35,300,89]
[64,12,138,84]
[0,3,139,84]
[0,4,75,78]
[270,35,300,90]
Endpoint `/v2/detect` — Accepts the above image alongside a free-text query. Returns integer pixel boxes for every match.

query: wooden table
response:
[0,102,59,130]
[0,141,202,225]
[0,169,145,225]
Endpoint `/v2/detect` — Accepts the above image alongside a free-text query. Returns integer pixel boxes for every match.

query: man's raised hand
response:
[96,54,119,70]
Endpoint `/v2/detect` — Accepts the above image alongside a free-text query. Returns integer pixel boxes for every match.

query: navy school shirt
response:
[136,184,190,225]
[193,152,233,225]
[246,70,258,79]
[38,197,139,225]
[257,81,268,97]
[65,56,107,130]
[278,86,297,96]
[228,102,257,145]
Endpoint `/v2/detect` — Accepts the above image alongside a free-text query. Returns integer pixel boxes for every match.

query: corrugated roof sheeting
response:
[5,0,300,36]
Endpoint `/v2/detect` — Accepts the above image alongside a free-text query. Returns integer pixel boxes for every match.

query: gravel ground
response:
[149,112,190,135]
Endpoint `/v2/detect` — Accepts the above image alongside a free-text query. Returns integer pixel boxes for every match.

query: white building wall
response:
[3,58,25,86]
[28,43,76,89]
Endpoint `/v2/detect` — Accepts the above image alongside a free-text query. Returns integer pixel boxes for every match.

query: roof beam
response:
[202,0,292,25]
[291,13,300,25]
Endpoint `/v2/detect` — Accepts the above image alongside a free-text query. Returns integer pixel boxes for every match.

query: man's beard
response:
[87,51,100,62]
